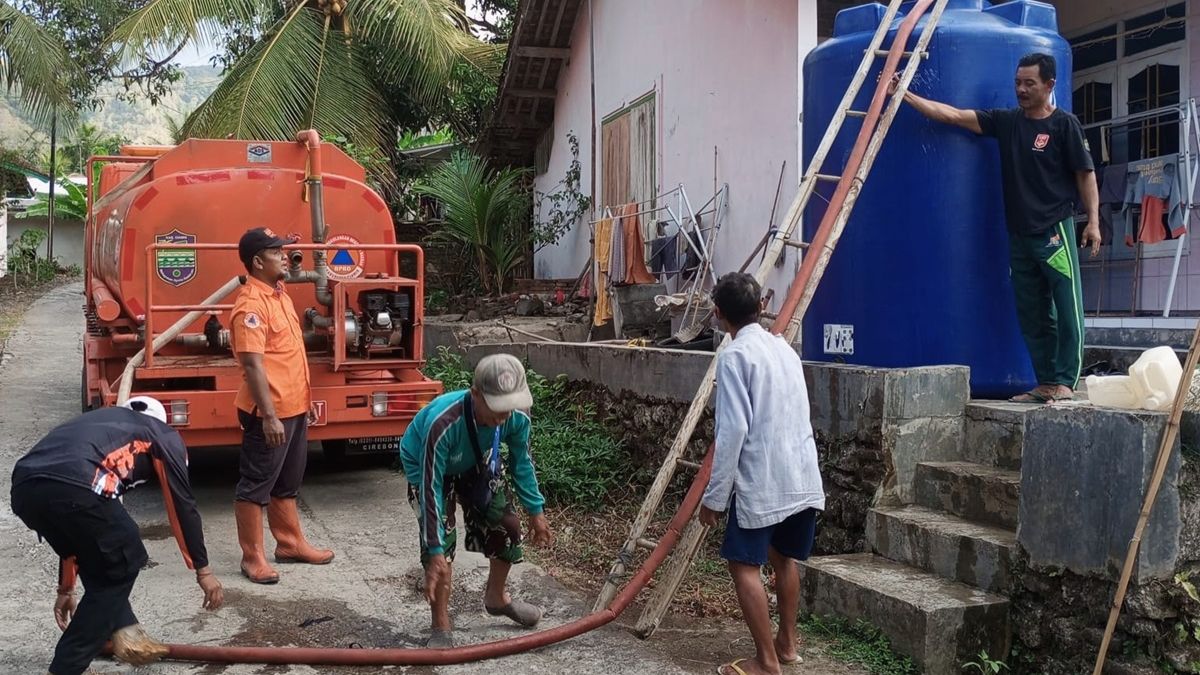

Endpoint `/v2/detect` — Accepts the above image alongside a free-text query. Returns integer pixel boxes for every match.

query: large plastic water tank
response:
[800,0,1072,398]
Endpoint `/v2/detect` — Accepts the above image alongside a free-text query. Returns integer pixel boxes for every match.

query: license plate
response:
[823,324,854,355]
[308,400,328,426]
[347,435,402,454]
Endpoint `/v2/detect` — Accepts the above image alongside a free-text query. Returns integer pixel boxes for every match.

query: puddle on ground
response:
[188,589,434,675]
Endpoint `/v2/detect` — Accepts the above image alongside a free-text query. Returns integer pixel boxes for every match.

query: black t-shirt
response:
[975,107,1095,234]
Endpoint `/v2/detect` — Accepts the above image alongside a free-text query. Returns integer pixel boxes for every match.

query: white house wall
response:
[533,0,808,310]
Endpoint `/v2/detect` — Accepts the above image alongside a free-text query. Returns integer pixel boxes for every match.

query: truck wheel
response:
[321,440,348,462]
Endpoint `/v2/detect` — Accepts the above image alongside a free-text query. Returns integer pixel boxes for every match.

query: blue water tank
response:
[800,0,1072,398]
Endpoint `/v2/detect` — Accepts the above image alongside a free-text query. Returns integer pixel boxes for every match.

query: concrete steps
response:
[963,401,1029,470]
[798,553,1010,675]
[866,504,1016,593]
[914,461,1020,529]
[801,400,1027,672]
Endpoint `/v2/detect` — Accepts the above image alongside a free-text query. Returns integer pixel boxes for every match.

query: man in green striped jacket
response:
[400,353,552,647]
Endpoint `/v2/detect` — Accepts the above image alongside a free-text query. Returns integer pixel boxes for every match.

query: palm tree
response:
[416,150,528,295]
[108,0,498,158]
[0,1,78,125]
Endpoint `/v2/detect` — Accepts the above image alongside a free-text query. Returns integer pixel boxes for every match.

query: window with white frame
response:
[1070,3,1187,168]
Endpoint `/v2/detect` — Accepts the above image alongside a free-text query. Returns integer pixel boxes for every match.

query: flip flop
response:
[1009,390,1051,404]
[780,654,802,665]
[485,600,543,627]
[716,658,750,675]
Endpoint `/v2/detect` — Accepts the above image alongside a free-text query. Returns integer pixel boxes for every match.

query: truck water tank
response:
[800,0,1072,398]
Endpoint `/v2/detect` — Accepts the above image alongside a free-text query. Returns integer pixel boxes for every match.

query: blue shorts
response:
[719,499,819,566]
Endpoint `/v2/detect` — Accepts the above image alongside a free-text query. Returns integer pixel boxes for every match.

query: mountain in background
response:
[0,65,222,149]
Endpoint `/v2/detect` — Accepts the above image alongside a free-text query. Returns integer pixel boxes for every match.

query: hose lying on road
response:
[162,452,712,666]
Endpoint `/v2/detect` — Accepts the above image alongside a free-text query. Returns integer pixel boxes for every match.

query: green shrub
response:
[799,615,917,675]
[422,347,629,507]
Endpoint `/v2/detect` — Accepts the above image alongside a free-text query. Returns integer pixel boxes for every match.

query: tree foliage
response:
[10,0,182,110]
[0,1,79,126]
[108,0,503,163]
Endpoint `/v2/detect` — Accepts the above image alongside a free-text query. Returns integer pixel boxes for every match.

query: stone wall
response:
[805,364,968,553]
[1009,410,1200,674]
[452,340,966,557]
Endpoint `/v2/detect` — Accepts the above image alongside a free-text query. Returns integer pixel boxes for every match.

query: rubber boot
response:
[235,501,280,584]
[111,623,168,665]
[268,497,334,564]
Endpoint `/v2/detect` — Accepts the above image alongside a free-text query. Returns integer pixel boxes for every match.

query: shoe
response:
[111,624,168,665]
[484,599,543,627]
[235,501,280,584]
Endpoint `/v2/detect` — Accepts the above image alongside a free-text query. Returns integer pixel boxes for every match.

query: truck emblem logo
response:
[155,230,197,287]
[247,143,273,163]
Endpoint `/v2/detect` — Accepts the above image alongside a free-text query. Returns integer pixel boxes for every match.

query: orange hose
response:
[163,451,713,665]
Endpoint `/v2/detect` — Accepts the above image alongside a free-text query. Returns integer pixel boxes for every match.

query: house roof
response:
[479,0,585,167]
[478,0,868,167]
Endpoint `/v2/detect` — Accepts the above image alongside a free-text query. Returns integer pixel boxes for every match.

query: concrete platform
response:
[914,461,1021,530]
[799,553,1010,675]
[866,504,1016,593]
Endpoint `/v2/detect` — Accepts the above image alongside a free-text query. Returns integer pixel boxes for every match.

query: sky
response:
[172,41,219,68]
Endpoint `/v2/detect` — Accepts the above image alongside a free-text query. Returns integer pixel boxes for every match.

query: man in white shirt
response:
[699,272,826,675]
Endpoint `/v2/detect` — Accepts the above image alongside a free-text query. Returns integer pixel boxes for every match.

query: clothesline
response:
[1080,101,1190,133]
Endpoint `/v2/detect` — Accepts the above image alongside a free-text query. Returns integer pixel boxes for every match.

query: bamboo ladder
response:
[592,0,953,637]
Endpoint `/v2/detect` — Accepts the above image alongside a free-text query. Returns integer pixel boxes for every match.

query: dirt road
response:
[0,283,863,674]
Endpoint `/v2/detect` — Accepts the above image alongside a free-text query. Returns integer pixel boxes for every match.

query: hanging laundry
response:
[614,202,657,286]
[1097,163,1127,246]
[609,214,626,286]
[1123,155,1186,246]
[1137,195,1168,245]
[648,234,679,280]
[592,217,614,326]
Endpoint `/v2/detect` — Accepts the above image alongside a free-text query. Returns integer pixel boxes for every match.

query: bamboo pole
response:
[1092,319,1200,674]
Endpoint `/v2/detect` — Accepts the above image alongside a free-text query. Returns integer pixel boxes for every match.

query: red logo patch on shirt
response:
[244,312,261,329]
[1034,133,1050,150]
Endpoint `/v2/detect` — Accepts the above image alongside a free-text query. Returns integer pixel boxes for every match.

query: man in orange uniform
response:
[231,227,334,584]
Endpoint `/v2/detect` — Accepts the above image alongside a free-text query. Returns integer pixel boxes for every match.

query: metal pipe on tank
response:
[305,307,333,329]
[90,279,121,322]
[295,130,332,307]
[115,275,245,404]
[174,334,210,348]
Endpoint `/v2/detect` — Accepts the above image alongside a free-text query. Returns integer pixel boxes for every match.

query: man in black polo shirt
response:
[889,52,1101,402]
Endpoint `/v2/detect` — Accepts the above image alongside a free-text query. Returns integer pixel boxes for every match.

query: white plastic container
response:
[1128,345,1183,411]
[1086,346,1182,411]
[1085,374,1143,410]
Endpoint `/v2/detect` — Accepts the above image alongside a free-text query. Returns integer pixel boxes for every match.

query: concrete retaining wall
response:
[451,338,967,555]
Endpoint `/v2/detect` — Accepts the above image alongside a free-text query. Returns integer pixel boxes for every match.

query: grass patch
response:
[799,614,917,675]
[422,347,635,507]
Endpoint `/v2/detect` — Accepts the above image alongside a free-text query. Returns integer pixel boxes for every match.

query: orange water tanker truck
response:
[81,130,442,454]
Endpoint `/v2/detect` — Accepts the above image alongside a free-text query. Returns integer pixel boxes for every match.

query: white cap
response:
[122,396,167,424]
[473,353,533,413]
